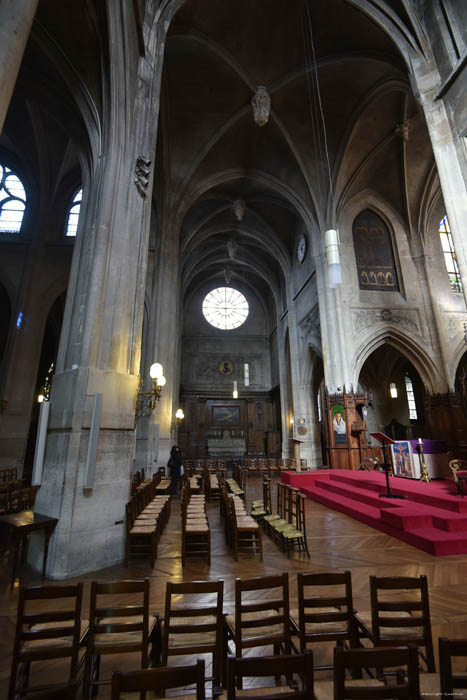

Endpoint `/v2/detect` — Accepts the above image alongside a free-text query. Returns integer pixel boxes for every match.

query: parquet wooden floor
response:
[1,476,467,698]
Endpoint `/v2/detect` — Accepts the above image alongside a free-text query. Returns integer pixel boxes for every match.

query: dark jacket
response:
[168,449,182,477]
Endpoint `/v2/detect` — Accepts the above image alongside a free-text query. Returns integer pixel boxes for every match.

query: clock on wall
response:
[297,234,307,263]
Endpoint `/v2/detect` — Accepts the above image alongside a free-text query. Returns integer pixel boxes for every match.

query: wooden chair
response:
[280,493,310,558]
[225,573,292,664]
[448,459,467,496]
[290,571,359,670]
[224,651,314,699]
[153,580,224,691]
[230,496,262,561]
[124,501,157,567]
[83,578,157,698]
[8,583,86,700]
[355,575,435,672]
[439,637,467,697]
[111,658,206,699]
[250,477,271,521]
[330,646,420,700]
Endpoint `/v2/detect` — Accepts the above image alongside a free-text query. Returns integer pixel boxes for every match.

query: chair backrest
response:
[22,679,79,699]
[296,571,356,650]
[334,646,420,699]
[111,659,206,699]
[234,573,291,652]
[369,574,434,671]
[12,583,83,674]
[226,652,313,699]
[162,580,223,684]
[449,459,461,483]
[88,579,150,660]
[439,637,467,696]
[262,478,271,514]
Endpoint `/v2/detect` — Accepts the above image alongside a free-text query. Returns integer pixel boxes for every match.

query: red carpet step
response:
[282,470,467,556]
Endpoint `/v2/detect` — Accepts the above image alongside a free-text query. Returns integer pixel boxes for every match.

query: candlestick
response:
[417,439,430,483]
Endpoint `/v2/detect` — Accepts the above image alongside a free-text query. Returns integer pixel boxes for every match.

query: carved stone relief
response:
[300,305,321,341]
[251,86,271,126]
[351,308,419,333]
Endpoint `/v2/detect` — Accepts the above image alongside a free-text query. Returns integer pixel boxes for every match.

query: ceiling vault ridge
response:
[174,168,318,239]
[344,0,424,62]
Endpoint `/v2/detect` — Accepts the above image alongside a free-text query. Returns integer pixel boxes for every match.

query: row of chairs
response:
[10,641,465,700]
[8,578,158,700]
[0,466,18,483]
[0,483,37,515]
[220,483,263,561]
[124,477,171,567]
[7,571,439,699]
[253,479,310,557]
[181,481,211,565]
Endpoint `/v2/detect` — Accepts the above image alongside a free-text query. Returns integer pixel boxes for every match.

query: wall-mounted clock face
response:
[297,235,307,263]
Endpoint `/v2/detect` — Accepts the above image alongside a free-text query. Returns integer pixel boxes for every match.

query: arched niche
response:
[358,343,426,444]
[22,292,66,482]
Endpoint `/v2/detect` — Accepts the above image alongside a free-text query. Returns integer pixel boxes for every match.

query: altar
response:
[390,439,449,479]
[207,430,246,457]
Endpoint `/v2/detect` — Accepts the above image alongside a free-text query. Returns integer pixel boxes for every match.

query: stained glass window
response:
[66,189,82,237]
[439,215,462,292]
[0,164,26,233]
[202,287,249,330]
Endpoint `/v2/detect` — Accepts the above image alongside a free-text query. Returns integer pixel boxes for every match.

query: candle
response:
[418,438,423,445]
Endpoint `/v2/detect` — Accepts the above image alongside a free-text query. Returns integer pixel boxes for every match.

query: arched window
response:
[404,373,418,421]
[439,215,462,292]
[0,164,26,233]
[66,189,82,237]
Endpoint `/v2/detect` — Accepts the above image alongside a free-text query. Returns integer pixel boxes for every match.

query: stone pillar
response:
[31,2,168,579]
[285,296,322,467]
[0,0,39,133]
[141,219,182,472]
[416,77,467,307]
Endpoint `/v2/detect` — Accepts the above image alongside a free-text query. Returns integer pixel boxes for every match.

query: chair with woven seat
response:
[355,575,435,672]
[221,651,314,699]
[83,578,157,698]
[290,571,359,672]
[327,645,420,700]
[280,493,310,558]
[225,573,292,668]
[230,497,263,561]
[8,583,86,700]
[152,580,224,692]
[111,658,206,699]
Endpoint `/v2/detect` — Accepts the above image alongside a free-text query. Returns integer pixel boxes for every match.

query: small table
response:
[0,510,58,589]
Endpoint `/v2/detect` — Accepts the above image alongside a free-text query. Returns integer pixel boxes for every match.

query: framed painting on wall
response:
[211,405,241,427]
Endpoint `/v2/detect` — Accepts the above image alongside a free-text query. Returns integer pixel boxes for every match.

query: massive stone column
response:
[139,218,182,473]
[31,2,168,578]
[0,0,40,133]
[412,62,467,308]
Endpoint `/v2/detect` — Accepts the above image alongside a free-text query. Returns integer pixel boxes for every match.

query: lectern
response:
[370,432,407,499]
[292,438,304,472]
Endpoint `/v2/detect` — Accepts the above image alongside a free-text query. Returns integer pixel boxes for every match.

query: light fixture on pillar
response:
[325,229,342,288]
[389,382,398,399]
[135,362,166,417]
[175,408,184,425]
[233,380,238,399]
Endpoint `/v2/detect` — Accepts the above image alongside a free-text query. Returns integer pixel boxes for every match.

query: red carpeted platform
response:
[281,470,467,556]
